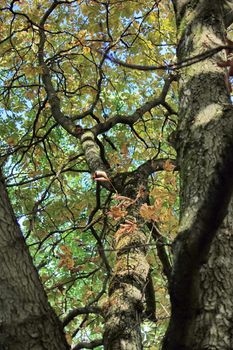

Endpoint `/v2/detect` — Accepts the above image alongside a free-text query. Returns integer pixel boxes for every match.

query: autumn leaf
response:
[6,137,15,146]
[163,160,175,172]
[65,333,72,346]
[60,244,72,255]
[58,255,75,270]
[58,245,74,270]
[112,193,135,207]
[83,290,95,303]
[115,219,137,236]
[108,206,128,220]
[83,46,91,54]
[112,194,129,201]
[121,143,129,156]
[140,203,158,222]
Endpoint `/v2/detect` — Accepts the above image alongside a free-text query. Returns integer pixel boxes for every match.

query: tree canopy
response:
[0,0,233,349]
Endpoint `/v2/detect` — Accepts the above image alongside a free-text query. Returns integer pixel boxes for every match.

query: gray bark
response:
[163,1,233,349]
[0,171,69,350]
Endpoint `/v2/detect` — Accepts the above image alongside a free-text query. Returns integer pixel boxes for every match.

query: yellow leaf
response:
[79,29,87,39]
[6,137,15,146]
[66,257,75,269]
[83,46,91,54]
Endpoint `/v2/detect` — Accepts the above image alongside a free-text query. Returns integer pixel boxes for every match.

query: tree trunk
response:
[103,177,150,350]
[0,171,69,350]
[163,1,233,349]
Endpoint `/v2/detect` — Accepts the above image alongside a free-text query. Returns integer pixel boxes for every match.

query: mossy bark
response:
[104,180,150,350]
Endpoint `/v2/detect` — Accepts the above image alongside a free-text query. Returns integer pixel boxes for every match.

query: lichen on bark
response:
[103,181,151,350]
[163,1,233,349]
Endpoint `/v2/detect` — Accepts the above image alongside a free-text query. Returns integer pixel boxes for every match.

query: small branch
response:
[37,2,78,136]
[100,45,226,71]
[90,227,112,274]
[135,157,177,178]
[62,306,101,327]
[147,222,172,282]
[37,4,113,187]
[92,75,175,136]
[72,338,103,350]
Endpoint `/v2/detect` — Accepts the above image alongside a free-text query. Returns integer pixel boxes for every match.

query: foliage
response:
[0,0,179,348]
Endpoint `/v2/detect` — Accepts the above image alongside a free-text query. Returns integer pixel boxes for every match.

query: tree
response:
[0,0,232,349]
[163,1,233,349]
[0,170,69,349]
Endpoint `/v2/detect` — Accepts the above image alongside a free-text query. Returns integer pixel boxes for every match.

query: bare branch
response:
[100,45,226,71]
[62,306,102,327]
[92,75,176,136]
[72,339,103,350]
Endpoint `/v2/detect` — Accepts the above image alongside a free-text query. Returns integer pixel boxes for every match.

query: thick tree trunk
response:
[78,129,159,349]
[163,1,233,349]
[0,171,69,350]
[103,178,150,350]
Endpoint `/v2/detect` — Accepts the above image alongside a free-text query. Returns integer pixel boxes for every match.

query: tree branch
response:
[92,75,176,136]
[62,306,101,327]
[223,0,233,28]
[98,45,226,71]
[135,157,177,178]
[72,339,103,350]
[147,222,172,282]
[38,8,77,137]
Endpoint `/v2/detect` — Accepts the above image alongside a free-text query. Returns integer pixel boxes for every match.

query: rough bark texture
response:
[103,179,150,350]
[0,171,69,350]
[81,132,108,175]
[163,1,233,349]
[76,116,154,349]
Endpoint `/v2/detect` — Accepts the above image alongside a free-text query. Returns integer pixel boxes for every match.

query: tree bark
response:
[163,1,233,349]
[0,171,69,350]
[103,177,150,350]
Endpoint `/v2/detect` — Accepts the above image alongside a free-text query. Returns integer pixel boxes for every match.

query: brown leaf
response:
[115,219,137,235]
[60,245,72,255]
[140,203,158,222]
[108,206,128,220]
[163,160,175,172]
